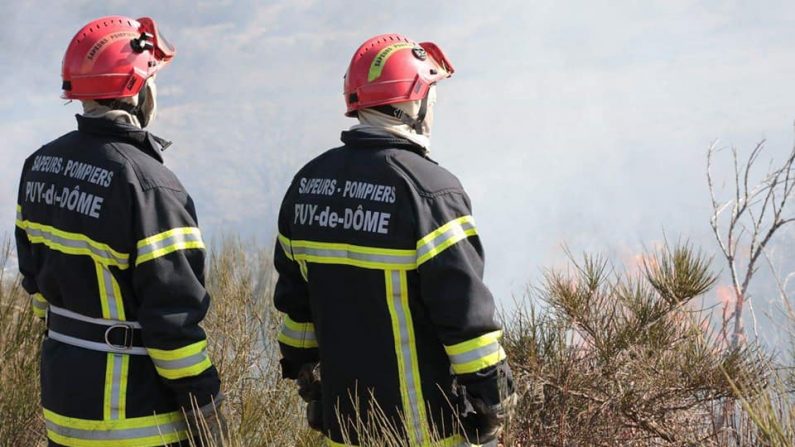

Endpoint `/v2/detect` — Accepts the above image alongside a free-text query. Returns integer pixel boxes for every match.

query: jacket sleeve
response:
[131,185,221,409]
[15,160,48,319]
[272,186,319,380]
[414,189,512,406]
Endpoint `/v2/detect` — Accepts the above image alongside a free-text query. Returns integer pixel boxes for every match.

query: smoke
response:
[2,2,794,348]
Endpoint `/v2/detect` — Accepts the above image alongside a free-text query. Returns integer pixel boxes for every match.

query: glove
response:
[458,361,516,444]
[459,390,504,444]
[297,362,323,431]
[185,394,228,445]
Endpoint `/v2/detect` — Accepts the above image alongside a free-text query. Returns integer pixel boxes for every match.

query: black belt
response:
[46,305,148,355]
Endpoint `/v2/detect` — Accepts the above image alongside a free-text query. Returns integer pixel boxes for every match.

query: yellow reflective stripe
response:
[290,239,417,270]
[103,354,129,420]
[96,257,128,422]
[103,355,113,420]
[292,239,416,257]
[152,356,212,380]
[278,316,318,349]
[416,216,478,266]
[444,330,506,375]
[283,316,315,332]
[119,355,129,418]
[147,340,213,380]
[450,346,506,375]
[135,227,204,266]
[95,262,125,321]
[385,270,430,446]
[384,271,413,444]
[278,233,294,260]
[400,270,430,444]
[44,408,188,447]
[147,339,207,361]
[31,293,48,318]
[16,219,130,269]
[298,259,309,281]
[444,330,502,355]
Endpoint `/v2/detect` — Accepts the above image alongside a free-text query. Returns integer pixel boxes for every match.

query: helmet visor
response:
[419,42,454,76]
[137,17,176,61]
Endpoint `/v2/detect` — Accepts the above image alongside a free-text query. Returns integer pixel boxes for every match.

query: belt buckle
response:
[104,324,134,351]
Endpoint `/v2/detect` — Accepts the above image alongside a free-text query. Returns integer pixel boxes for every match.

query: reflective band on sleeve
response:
[278,233,294,260]
[277,316,318,349]
[444,330,507,375]
[15,219,129,269]
[31,293,48,318]
[416,215,478,266]
[385,270,430,445]
[44,408,188,446]
[15,204,22,222]
[290,240,418,270]
[135,227,205,266]
[147,339,213,380]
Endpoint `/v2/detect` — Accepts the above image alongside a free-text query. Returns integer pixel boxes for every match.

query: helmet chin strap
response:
[371,93,430,135]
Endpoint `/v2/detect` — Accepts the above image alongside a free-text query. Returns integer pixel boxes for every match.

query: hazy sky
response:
[2,1,794,339]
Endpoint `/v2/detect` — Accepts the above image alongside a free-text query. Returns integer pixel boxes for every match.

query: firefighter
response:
[14,16,223,447]
[274,34,515,446]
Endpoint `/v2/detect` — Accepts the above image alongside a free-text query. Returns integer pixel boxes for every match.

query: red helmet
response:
[61,16,175,100]
[344,34,454,117]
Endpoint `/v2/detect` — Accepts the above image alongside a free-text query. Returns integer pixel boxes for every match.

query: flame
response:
[715,285,735,308]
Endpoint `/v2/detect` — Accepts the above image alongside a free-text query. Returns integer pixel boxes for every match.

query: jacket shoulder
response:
[111,143,185,192]
[290,146,344,183]
[386,150,464,197]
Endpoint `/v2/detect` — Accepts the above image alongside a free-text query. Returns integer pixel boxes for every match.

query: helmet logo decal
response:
[82,31,139,73]
[412,47,427,61]
[367,42,414,82]
[86,31,138,62]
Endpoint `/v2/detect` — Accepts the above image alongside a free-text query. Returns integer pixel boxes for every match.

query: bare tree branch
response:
[706,137,795,349]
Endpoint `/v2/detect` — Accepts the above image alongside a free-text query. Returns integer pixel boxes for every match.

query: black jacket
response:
[14,116,220,447]
[274,128,510,446]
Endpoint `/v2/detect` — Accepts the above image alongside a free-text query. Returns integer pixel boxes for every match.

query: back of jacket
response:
[15,116,220,447]
[275,128,508,446]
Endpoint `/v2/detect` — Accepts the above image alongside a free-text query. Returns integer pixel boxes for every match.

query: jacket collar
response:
[75,114,172,163]
[340,127,429,158]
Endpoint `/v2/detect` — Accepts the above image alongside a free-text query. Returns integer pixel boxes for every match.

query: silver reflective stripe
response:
[389,270,425,445]
[280,326,317,342]
[44,419,187,441]
[448,342,501,366]
[416,219,476,261]
[47,330,148,355]
[99,265,127,420]
[151,350,208,371]
[137,230,203,258]
[109,354,124,419]
[100,266,123,322]
[48,305,142,328]
[292,246,416,267]
[23,226,129,268]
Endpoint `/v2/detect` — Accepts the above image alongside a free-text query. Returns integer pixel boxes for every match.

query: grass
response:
[1,238,793,446]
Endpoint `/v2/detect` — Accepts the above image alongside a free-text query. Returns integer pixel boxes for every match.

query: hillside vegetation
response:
[1,238,793,446]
